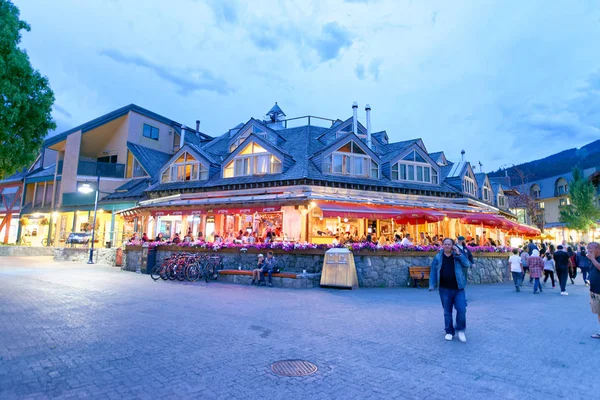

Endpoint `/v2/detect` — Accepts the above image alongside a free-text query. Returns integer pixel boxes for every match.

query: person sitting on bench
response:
[259,251,279,287]
[251,254,265,285]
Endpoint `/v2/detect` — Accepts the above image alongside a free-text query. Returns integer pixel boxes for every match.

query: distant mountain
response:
[488,139,600,183]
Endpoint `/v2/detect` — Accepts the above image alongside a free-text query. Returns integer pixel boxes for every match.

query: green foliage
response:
[559,168,600,232]
[0,0,55,178]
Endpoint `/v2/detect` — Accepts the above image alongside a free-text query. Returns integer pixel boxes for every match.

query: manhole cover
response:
[271,360,318,377]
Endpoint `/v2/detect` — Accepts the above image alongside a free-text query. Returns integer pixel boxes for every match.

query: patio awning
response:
[151,205,282,217]
[394,209,445,224]
[315,202,399,220]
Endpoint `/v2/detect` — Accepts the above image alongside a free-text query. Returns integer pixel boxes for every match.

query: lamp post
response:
[78,175,100,264]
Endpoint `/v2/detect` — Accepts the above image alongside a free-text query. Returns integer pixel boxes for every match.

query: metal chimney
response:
[179,124,186,148]
[461,149,465,161]
[196,120,201,134]
[365,104,372,149]
[352,102,358,135]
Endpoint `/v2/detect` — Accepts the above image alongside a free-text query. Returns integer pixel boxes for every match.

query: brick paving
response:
[0,256,599,399]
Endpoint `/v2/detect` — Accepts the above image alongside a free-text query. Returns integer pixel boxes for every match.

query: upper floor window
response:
[323,141,378,179]
[391,150,438,184]
[132,159,146,178]
[143,124,159,140]
[97,155,117,164]
[538,201,545,209]
[530,184,541,199]
[463,175,477,196]
[559,198,569,207]
[161,151,208,183]
[498,195,506,207]
[555,178,568,195]
[482,184,492,202]
[224,143,282,178]
[229,126,274,153]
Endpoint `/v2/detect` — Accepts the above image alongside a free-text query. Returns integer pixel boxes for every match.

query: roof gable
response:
[158,145,217,177]
[385,142,439,170]
[227,118,284,152]
[317,117,368,143]
[312,132,380,163]
[221,133,292,167]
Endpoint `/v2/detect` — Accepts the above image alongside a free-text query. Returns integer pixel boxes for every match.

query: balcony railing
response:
[77,161,125,178]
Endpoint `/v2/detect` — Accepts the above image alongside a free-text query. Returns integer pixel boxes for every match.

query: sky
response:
[14,0,600,172]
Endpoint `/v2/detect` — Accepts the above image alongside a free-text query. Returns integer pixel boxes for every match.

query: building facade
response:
[1,102,530,247]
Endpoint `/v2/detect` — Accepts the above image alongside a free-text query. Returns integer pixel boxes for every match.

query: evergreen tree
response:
[0,0,55,178]
[559,168,600,233]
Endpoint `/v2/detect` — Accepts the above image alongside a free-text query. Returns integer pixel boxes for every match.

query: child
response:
[543,253,556,288]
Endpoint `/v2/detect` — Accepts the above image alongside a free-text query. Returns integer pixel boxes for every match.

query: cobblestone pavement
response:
[1,257,599,399]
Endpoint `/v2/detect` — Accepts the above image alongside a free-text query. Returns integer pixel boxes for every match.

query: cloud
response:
[344,0,379,3]
[431,11,439,25]
[205,0,238,25]
[99,48,233,95]
[53,104,72,119]
[308,22,353,62]
[249,30,281,51]
[355,64,366,80]
[368,58,382,80]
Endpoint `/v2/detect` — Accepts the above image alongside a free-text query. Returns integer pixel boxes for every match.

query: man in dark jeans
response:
[260,251,278,287]
[554,245,571,296]
[429,238,472,343]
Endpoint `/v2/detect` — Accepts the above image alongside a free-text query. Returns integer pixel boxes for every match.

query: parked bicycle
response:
[203,255,223,283]
[151,253,208,283]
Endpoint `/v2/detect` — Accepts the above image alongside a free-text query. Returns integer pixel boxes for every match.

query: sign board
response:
[66,232,90,245]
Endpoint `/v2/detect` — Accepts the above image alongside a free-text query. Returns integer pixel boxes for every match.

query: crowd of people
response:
[129,226,285,245]
[429,237,600,343]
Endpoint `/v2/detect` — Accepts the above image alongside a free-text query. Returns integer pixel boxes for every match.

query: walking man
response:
[554,245,570,296]
[508,249,523,292]
[577,246,592,286]
[429,238,472,343]
[585,242,600,339]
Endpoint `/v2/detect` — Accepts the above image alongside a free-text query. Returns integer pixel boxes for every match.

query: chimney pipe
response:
[179,124,186,149]
[365,104,372,149]
[461,149,465,161]
[352,102,358,135]
[196,120,201,134]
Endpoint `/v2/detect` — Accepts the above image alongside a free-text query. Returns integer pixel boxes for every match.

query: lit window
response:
[391,150,437,184]
[224,142,282,178]
[229,125,274,153]
[143,124,159,140]
[463,174,477,196]
[323,141,378,179]
[161,152,208,183]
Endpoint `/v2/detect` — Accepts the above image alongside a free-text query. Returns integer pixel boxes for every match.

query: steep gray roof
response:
[103,178,151,201]
[522,167,597,199]
[127,142,172,177]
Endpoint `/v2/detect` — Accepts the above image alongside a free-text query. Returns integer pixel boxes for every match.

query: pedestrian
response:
[577,246,592,286]
[456,236,474,283]
[528,250,544,294]
[553,245,570,296]
[520,245,531,285]
[259,251,278,287]
[527,239,539,255]
[429,238,472,343]
[567,246,577,284]
[401,234,413,246]
[543,252,556,288]
[508,248,523,292]
[584,242,600,339]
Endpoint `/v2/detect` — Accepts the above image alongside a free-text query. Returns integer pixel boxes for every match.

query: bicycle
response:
[42,236,55,246]
[203,255,223,283]
[19,236,31,246]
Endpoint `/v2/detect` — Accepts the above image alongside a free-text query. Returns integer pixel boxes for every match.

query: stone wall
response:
[53,248,117,266]
[0,246,55,257]
[124,246,511,288]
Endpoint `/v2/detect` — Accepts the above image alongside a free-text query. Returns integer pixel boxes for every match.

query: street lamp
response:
[78,176,100,264]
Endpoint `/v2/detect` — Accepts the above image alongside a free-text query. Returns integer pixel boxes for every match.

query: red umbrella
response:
[395,208,445,224]
[460,213,506,228]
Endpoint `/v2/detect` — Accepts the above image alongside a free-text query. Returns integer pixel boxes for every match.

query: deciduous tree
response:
[0,0,55,178]
[559,168,600,233]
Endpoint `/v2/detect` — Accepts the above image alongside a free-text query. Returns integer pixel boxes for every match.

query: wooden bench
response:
[409,266,431,288]
[218,270,298,279]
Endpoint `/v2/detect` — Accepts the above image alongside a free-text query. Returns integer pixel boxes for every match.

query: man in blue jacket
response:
[429,238,472,343]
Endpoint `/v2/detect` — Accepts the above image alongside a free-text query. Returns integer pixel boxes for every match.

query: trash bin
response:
[320,248,359,289]
[141,245,157,274]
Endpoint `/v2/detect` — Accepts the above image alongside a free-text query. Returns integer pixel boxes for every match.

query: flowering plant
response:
[134,240,512,254]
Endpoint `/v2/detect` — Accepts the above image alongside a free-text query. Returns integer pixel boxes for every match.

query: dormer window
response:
[223,142,282,178]
[229,125,274,153]
[482,182,492,202]
[391,150,438,184]
[323,141,379,179]
[161,151,208,183]
[463,174,477,196]
[498,194,506,207]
